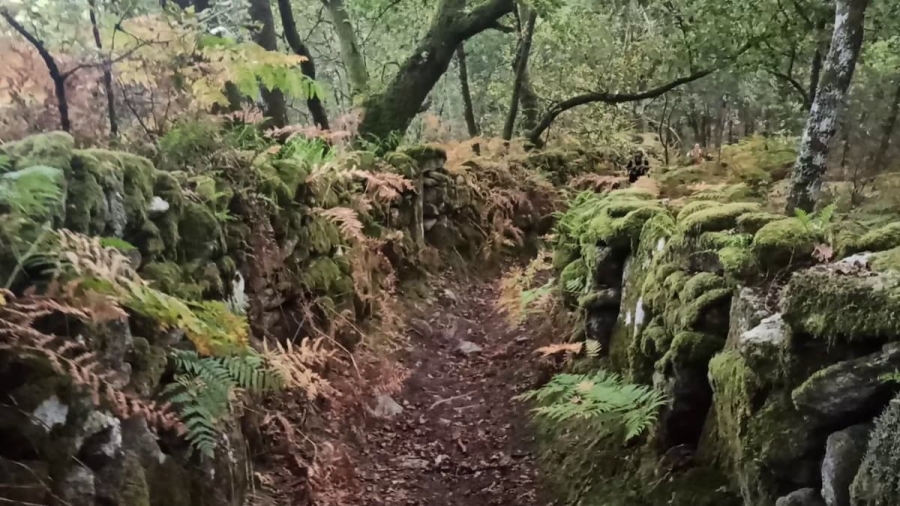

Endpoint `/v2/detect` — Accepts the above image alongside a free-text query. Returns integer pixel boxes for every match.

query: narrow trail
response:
[346,276,553,506]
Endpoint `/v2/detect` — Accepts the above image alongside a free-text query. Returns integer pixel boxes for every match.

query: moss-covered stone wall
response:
[552,183,900,505]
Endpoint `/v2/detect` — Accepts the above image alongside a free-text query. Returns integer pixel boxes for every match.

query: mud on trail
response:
[254,274,556,506]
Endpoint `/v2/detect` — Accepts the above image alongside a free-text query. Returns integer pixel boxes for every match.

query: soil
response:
[254,273,558,506]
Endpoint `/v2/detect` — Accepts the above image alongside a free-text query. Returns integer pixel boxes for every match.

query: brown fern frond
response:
[318,207,365,243]
[263,338,335,400]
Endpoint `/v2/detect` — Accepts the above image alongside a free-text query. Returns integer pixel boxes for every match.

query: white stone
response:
[457,341,483,356]
[148,196,170,214]
[372,394,404,418]
[33,395,68,431]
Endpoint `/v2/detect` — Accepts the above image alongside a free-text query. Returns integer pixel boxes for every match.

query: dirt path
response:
[255,274,556,506]
[345,276,552,506]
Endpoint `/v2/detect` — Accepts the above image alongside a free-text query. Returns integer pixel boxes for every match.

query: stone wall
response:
[0,131,611,505]
[553,188,900,506]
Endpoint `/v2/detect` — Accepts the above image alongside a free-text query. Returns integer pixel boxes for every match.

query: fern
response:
[164,349,283,457]
[517,369,666,441]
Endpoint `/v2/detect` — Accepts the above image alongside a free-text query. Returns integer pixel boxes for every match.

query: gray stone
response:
[59,465,96,506]
[726,287,772,347]
[776,488,826,506]
[822,424,871,506]
[457,340,483,356]
[738,313,787,357]
[792,343,900,422]
[424,203,441,218]
[372,394,404,418]
[409,318,433,337]
[423,218,438,231]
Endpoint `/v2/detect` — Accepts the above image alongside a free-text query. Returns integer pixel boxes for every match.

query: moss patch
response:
[853,222,900,253]
[736,212,782,234]
[782,267,900,343]
[679,202,760,235]
[752,218,818,271]
[657,331,724,372]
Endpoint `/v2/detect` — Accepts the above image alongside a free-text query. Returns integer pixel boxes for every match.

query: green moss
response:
[851,393,900,506]
[682,273,728,301]
[582,205,665,252]
[679,288,732,332]
[872,247,900,273]
[718,246,758,281]
[120,452,151,506]
[301,257,352,295]
[782,267,900,342]
[657,331,724,372]
[307,215,343,255]
[129,337,167,397]
[560,259,587,296]
[0,131,74,173]
[736,212,782,234]
[401,145,447,164]
[707,351,806,504]
[640,320,671,356]
[751,218,818,271]
[141,262,200,299]
[177,202,224,260]
[853,222,900,253]
[65,151,109,233]
[81,149,156,231]
[679,202,760,235]
[677,200,718,222]
[697,231,752,251]
[832,220,868,258]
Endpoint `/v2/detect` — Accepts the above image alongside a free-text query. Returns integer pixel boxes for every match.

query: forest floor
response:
[256,272,558,506]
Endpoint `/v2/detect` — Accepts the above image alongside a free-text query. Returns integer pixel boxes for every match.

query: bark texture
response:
[457,44,479,137]
[357,0,515,144]
[248,0,288,127]
[324,0,369,101]
[786,0,869,213]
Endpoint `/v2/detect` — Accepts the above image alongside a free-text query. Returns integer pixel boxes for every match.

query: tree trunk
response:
[248,0,288,128]
[358,0,515,144]
[786,0,869,214]
[871,77,900,171]
[456,44,479,137]
[502,8,537,140]
[277,0,330,129]
[808,19,828,108]
[88,0,117,137]
[323,0,369,102]
[1,8,71,132]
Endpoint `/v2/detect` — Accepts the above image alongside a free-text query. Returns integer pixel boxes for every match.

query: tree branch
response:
[526,42,755,146]
[766,68,810,108]
[1,7,71,131]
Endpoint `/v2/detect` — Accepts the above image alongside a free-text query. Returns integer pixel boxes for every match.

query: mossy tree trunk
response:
[277,0,330,129]
[248,0,288,128]
[786,0,869,214]
[324,0,369,103]
[357,0,516,144]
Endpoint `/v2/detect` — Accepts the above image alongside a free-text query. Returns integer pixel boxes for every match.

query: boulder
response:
[850,398,900,506]
[726,287,772,347]
[792,343,900,424]
[822,424,871,506]
[776,488,826,506]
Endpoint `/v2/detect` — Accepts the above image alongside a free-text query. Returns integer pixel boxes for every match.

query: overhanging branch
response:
[526,42,756,146]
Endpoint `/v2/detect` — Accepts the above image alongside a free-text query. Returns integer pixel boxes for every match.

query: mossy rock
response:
[79,149,156,235]
[676,200,718,222]
[401,145,447,166]
[678,288,733,332]
[850,394,900,506]
[128,337,167,397]
[709,351,811,505]
[301,257,353,296]
[697,231,752,251]
[719,246,759,282]
[852,222,900,254]
[657,331,724,372]
[782,267,900,343]
[0,131,74,174]
[872,247,900,273]
[752,218,818,271]
[679,202,760,236]
[736,212,783,235]
[682,272,728,301]
[177,202,224,260]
